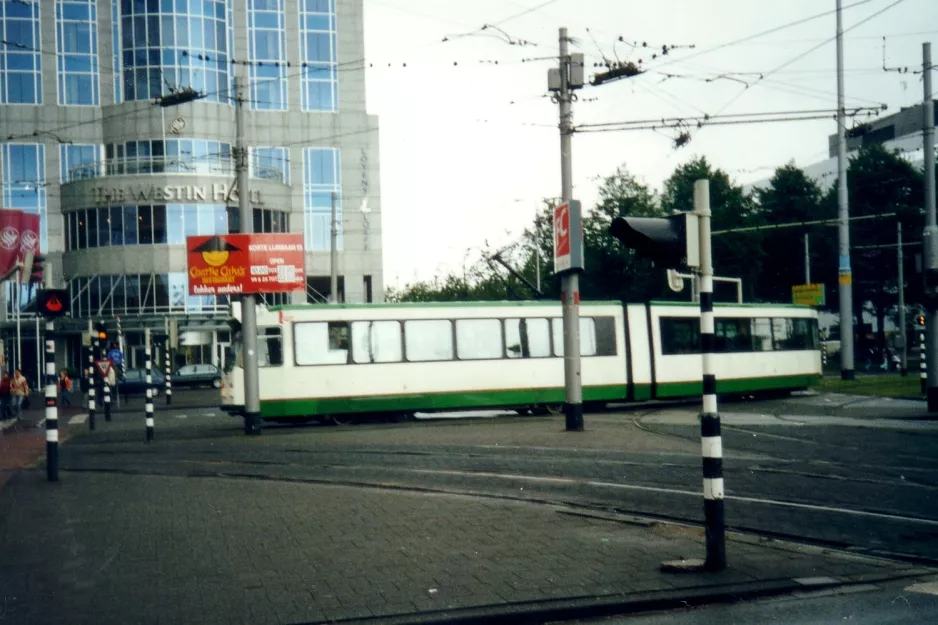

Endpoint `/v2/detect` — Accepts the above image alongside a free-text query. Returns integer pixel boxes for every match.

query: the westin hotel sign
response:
[89,182,263,206]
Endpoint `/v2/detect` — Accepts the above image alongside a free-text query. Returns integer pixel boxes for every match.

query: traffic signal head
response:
[95,322,107,341]
[29,253,45,284]
[917,314,926,326]
[609,213,700,270]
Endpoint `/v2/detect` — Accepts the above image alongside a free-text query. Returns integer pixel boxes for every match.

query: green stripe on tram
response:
[258,374,819,418]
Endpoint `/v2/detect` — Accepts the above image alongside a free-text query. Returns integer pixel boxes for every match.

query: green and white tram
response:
[220,300,821,423]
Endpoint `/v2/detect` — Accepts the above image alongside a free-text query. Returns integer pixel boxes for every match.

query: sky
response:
[360,0,938,288]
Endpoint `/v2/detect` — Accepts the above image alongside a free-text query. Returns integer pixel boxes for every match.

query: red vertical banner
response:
[0,209,24,277]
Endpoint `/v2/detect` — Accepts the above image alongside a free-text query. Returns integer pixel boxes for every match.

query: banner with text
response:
[186,233,305,295]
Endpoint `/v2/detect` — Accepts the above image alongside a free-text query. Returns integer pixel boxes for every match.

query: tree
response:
[832,143,925,349]
[753,163,834,304]
[660,157,765,302]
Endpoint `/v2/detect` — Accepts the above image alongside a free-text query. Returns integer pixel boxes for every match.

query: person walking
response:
[10,369,30,421]
[58,370,72,407]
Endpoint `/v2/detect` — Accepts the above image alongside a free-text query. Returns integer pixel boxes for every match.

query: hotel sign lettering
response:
[90,183,263,206]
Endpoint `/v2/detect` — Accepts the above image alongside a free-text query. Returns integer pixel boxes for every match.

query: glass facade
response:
[56,0,99,106]
[250,146,289,184]
[0,0,42,104]
[60,143,103,181]
[117,0,233,104]
[106,138,233,175]
[69,273,289,317]
[1,143,46,251]
[65,205,288,250]
[247,0,287,110]
[299,0,337,112]
[303,147,341,251]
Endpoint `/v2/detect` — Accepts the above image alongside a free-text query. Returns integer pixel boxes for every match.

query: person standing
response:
[58,370,72,407]
[10,369,30,421]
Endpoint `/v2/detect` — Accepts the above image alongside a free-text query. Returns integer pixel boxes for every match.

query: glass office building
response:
[0,0,382,375]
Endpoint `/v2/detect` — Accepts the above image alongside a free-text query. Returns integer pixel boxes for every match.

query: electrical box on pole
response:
[609,213,700,270]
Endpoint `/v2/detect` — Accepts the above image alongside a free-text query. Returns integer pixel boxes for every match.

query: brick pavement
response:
[0,467,929,625]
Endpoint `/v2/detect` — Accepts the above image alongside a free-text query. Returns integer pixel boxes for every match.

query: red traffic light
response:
[37,289,69,318]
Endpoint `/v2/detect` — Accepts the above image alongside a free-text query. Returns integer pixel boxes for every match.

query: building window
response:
[250,146,290,184]
[116,0,233,104]
[60,144,102,182]
[0,0,42,104]
[247,0,287,110]
[299,0,337,112]
[106,139,233,176]
[1,143,46,250]
[56,0,99,106]
[69,273,231,317]
[303,147,341,251]
[111,0,120,102]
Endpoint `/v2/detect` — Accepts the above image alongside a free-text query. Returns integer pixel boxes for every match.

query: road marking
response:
[394,467,938,528]
[68,414,88,425]
[176,414,188,419]
[203,412,216,417]
[904,581,938,595]
[0,419,16,431]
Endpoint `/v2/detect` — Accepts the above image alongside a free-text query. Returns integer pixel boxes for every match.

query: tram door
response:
[216,341,230,371]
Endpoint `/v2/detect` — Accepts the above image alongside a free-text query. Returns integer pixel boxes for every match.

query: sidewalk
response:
[0,417,933,624]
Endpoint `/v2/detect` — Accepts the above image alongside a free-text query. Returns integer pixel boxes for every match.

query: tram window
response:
[351,321,403,363]
[505,318,550,358]
[659,317,699,355]
[294,322,350,365]
[404,320,454,362]
[777,318,816,350]
[258,327,283,367]
[594,317,617,356]
[715,318,752,352]
[772,318,793,350]
[551,317,599,357]
[454,319,502,360]
[752,318,773,351]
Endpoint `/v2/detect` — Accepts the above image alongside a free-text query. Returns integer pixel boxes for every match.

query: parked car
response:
[173,364,222,389]
[117,369,164,398]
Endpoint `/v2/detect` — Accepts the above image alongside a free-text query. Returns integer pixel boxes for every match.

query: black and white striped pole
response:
[87,331,96,431]
[164,338,172,406]
[695,179,726,571]
[44,319,58,481]
[920,316,927,394]
[145,328,154,442]
[103,367,112,422]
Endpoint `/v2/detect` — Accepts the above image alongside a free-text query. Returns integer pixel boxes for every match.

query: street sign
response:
[552,200,584,274]
[107,348,124,367]
[792,283,826,306]
[94,359,112,377]
[186,233,305,295]
[37,289,69,318]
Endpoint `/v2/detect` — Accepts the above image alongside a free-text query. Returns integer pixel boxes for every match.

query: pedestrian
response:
[58,370,72,406]
[0,372,11,420]
[10,368,30,421]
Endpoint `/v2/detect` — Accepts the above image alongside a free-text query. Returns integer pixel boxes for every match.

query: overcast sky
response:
[361,0,938,287]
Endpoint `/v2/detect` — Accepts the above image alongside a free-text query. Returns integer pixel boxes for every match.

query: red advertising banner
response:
[186,233,305,295]
[0,209,41,278]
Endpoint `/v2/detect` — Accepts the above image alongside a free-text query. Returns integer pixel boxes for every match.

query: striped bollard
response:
[45,321,58,482]
[145,329,154,442]
[165,343,172,406]
[87,348,96,431]
[921,327,927,395]
[103,374,112,422]
[821,341,827,375]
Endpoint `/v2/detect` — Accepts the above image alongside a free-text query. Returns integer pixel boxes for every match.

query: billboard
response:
[0,209,41,279]
[186,233,305,295]
[552,200,584,274]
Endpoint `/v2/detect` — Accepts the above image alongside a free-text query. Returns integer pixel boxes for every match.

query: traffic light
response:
[29,253,45,284]
[609,213,700,270]
[917,314,926,327]
[95,322,108,342]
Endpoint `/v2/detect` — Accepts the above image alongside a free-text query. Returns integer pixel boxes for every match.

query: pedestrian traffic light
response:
[609,213,700,270]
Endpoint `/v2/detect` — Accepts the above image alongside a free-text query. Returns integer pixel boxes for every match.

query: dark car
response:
[173,364,222,389]
[117,369,164,398]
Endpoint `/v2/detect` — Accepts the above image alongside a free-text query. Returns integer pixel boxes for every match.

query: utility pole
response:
[330,190,339,303]
[899,222,907,376]
[235,74,262,435]
[552,27,584,431]
[923,42,938,410]
[534,215,542,294]
[43,267,58,482]
[804,233,811,284]
[836,0,855,381]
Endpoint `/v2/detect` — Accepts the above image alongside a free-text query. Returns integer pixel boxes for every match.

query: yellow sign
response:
[792,283,826,306]
[838,273,852,286]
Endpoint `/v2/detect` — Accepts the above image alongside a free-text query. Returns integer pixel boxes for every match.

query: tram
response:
[220,300,821,423]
